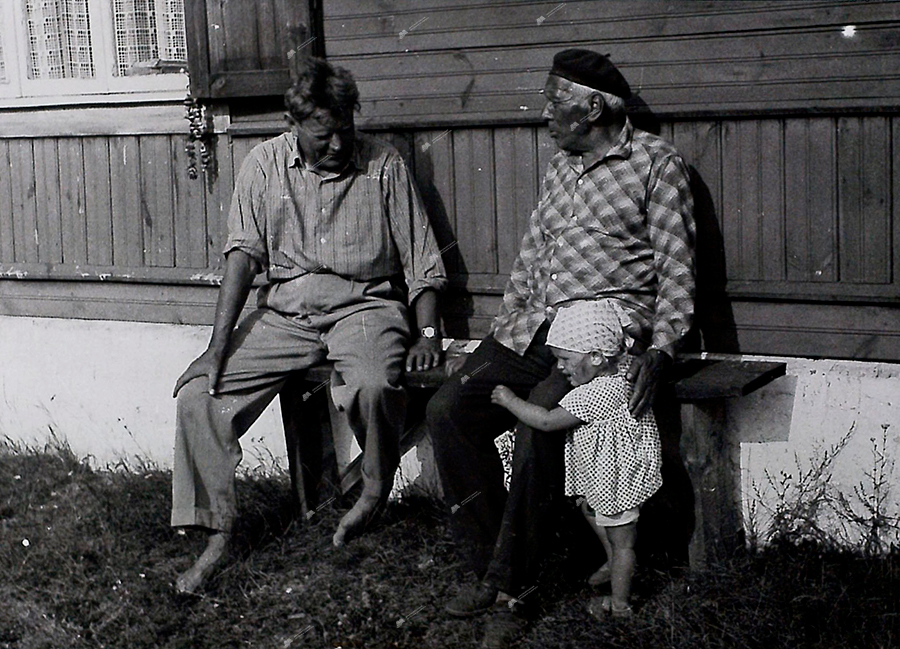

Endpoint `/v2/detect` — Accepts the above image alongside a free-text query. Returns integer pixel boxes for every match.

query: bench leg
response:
[280,374,333,518]
[680,400,743,569]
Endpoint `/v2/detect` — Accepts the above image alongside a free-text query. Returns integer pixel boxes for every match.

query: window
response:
[0,0,188,105]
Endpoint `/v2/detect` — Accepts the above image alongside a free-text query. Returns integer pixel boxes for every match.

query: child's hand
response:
[491,385,516,407]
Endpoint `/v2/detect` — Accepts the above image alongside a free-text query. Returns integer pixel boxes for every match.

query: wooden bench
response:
[279,345,786,568]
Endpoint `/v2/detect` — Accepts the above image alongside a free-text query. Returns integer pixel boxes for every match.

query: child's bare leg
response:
[581,500,612,584]
[606,521,637,610]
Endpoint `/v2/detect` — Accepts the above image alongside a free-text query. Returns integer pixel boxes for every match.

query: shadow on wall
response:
[629,95,739,355]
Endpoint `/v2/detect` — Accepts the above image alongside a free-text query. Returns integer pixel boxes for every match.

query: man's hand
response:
[173,348,225,398]
[406,336,442,372]
[626,349,671,418]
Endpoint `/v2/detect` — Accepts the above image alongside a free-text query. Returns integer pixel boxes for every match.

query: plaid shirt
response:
[491,120,695,357]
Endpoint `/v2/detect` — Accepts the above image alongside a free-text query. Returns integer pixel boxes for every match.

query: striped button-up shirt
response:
[224,132,447,305]
[492,120,695,357]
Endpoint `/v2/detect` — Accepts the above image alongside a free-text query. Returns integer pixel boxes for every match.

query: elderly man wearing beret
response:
[426,49,696,647]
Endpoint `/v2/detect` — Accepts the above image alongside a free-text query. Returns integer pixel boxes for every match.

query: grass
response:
[0,438,898,649]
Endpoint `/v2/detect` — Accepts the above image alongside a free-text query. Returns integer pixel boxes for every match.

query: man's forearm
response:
[412,288,439,333]
[208,250,260,352]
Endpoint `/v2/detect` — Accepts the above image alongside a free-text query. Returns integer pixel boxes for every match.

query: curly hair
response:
[284,57,360,125]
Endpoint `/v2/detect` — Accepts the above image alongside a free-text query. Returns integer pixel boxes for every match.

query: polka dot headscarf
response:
[546,299,631,356]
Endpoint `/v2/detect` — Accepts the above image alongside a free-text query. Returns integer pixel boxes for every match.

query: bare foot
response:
[332,492,385,547]
[175,531,230,594]
[588,562,611,586]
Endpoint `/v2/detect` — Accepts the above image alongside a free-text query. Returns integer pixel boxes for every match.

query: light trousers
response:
[171,292,410,532]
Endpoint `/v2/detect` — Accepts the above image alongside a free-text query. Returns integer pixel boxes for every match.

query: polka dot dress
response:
[559,356,663,517]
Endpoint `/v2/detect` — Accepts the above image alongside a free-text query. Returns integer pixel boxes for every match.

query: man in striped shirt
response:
[170,58,447,594]
[427,50,695,646]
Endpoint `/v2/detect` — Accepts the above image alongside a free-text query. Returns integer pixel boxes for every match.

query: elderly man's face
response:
[289,108,355,173]
[541,75,595,153]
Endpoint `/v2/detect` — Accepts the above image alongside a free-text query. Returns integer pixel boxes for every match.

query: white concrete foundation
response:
[2,314,899,548]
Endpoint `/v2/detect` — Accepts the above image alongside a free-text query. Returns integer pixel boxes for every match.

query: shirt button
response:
[321,208,327,214]
[577,178,584,185]
[550,273,558,280]
[320,237,327,244]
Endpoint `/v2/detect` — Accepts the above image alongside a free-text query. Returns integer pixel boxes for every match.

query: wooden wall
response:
[2,0,900,361]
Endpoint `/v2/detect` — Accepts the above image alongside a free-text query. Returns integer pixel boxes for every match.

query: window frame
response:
[0,0,188,108]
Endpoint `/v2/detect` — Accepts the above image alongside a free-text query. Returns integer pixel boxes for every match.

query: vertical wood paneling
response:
[493,126,536,275]
[206,136,240,269]
[256,0,279,68]
[894,118,900,290]
[33,139,63,263]
[83,137,113,266]
[452,129,496,274]
[759,121,785,281]
[414,128,458,273]
[0,139,14,262]
[173,136,209,268]
[721,122,748,280]
[9,140,38,263]
[140,136,176,267]
[58,138,88,264]
[221,0,261,71]
[838,116,891,284]
[109,137,144,267]
[784,119,837,282]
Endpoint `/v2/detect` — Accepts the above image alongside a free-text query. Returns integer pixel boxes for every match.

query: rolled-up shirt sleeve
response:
[646,154,696,357]
[383,152,448,303]
[223,149,269,269]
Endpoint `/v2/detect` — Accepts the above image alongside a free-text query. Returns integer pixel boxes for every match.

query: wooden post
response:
[680,399,743,569]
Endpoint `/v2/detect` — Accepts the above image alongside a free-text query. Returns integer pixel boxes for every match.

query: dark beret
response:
[549,49,631,99]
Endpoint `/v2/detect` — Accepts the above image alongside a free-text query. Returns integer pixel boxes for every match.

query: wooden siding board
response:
[784,118,837,283]
[173,135,209,268]
[859,117,891,284]
[33,139,63,264]
[220,0,262,72]
[721,122,745,281]
[760,120,785,281]
[139,137,176,267]
[58,138,88,265]
[206,136,238,269]
[894,117,900,290]
[326,1,900,49]
[493,127,536,276]
[452,129,497,274]
[82,138,114,266]
[414,129,458,274]
[109,137,144,268]
[0,140,14,263]
[9,140,38,263]
[325,1,900,125]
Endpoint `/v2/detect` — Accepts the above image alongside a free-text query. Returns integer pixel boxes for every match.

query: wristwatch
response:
[420,326,438,340]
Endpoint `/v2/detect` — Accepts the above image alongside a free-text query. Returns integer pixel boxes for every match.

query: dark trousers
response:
[426,327,571,596]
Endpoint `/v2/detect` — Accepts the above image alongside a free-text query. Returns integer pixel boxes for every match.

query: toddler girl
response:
[491,299,662,619]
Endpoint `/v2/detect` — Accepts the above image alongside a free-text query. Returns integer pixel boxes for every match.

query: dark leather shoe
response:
[445,582,498,617]
[481,608,530,649]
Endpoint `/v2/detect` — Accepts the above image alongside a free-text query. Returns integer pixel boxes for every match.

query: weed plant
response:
[1,437,897,649]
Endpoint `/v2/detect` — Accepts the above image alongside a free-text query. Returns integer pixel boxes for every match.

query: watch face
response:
[422,326,436,339]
